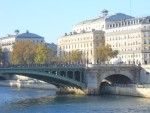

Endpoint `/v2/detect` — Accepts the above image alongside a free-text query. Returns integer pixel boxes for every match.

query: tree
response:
[34,44,52,64]
[97,45,118,63]
[64,50,82,64]
[10,41,36,64]
[46,47,54,64]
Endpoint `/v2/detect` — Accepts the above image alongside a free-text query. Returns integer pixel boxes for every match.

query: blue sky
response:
[0,0,150,43]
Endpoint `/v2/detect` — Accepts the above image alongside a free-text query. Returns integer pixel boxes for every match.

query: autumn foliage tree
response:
[63,50,82,64]
[10,41,52,65]
[10,41,36,64]
[34,44,52,64]
[97,45,118,63]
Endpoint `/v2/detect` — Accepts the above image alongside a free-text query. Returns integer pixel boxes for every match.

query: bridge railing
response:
[103,84,148,88]
[0,64,86,68]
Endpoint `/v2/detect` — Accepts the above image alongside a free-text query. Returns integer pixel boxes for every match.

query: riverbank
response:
[101,84,150,98]
[2,81,150,97]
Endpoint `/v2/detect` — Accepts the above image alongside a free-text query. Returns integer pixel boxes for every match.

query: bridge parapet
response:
[86,64,139,68]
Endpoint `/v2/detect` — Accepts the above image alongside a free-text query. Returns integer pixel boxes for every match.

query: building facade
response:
[57,9,138,64]
[45,43,57,55]
[105,17,150,64]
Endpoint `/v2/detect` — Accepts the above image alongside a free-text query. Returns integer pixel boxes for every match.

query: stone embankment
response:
[101,84,150,98]
[0,80,57,90]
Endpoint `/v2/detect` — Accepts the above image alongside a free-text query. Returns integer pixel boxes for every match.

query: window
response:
[90,43,92,47]
[128,21,130,25]
[96,43,99,46]
[144,54,147,58]
[144,39,147,44]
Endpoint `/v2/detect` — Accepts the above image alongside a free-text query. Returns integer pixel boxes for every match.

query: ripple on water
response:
[1,87,150,113]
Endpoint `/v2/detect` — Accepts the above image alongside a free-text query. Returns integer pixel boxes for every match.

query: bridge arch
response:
[100,74,132,85]
[60,71,66,77]
[67,71,73,79]
[98,70,134,86]
[74,71,81,81]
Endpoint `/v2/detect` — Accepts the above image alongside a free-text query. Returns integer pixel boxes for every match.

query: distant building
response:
[0,30,45,64]
[58,9,150,65]
[45,43,57,55]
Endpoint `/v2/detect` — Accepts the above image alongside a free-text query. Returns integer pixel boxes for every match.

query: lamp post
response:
[133,48,135,64]
[86,51,89,66]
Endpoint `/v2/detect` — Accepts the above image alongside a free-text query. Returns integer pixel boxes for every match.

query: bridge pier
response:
[85,69,100,95]
[57,86,85,95]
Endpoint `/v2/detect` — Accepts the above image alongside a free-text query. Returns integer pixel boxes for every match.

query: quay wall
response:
[101,84,150,98]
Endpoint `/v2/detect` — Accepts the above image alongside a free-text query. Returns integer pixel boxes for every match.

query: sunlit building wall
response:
[57,30,104,64]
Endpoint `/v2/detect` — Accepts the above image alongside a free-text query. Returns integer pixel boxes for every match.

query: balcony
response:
[141,50,150,53]
[106,28,150,36]
[141,28,150,32]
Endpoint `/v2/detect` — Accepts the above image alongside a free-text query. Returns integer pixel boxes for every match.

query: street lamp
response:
[133,48,135,64]
[78,50,86,65]
[84,50,89,66]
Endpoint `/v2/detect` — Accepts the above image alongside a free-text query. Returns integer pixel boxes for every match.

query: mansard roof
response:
[76,13,134,25]
[16,30,43,38]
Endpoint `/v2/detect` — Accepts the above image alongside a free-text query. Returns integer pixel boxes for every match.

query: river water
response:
[1,86,150,113]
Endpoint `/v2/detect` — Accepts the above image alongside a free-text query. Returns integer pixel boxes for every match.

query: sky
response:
[0,0,150,44]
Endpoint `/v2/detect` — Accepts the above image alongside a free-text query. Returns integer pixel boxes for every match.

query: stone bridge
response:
[85,64,141,94]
